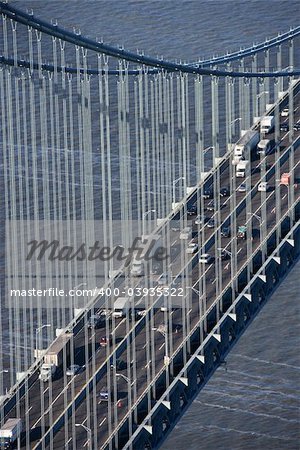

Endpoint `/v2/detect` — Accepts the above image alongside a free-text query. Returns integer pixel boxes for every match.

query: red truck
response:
[280,173,290,186]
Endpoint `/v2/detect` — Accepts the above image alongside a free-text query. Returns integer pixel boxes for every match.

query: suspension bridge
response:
[0,2,299,449]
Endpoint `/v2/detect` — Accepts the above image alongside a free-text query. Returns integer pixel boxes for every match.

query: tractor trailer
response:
[236,160,249,177]
[260,115,274,134]
[0,419,22,448]
[38,332,73,382]
[233,130,260,161]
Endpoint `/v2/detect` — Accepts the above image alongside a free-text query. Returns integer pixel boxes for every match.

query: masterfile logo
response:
[5,220,192,309]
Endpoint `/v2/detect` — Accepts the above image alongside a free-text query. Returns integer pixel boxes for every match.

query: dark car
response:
[293,123,300,131]
[100,334,113,347]
[206,200,215,211]
[202,188,213,199]
[99,386,110,400]
[220,187,230,197]
[151,261,162,275]
[219,249,229,260]
[221,226,231,238]
[187,205,197,216]
[87,314,102,330]
[110,358,127,371]
[280,123,289,132]
[206,218,215,228]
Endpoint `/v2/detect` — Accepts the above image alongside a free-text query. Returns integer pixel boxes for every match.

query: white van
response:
[179,227,192,240]
[257,139,271,156]
[130,259,144,276]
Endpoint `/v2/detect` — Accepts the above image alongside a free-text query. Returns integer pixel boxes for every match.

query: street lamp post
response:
[142,209,156,238]
[172,177,185,207]
[35,324,51,351]
[0,370,9,396]
[75,423,92,449]
[72,282,87,311]
[115,373,135,386]
[257,91,269,116]
[247,212,263,227]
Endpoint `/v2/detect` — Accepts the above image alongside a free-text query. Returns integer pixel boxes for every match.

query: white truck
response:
[260,115,274,134]
[233,130,260,161]
[112,297,131,318]
[257,139,271,156]
[236,160,249,177]
[130,234,162,276]
[38,332,72,382]
[0,418,22,448]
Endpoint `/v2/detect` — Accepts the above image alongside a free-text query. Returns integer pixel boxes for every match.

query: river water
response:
[6,1,300,448]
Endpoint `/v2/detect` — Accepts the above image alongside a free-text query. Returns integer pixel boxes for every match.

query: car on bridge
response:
[186,242,198,254]
[206,218,215,228]
[258,182,268,192]
[281,108,289,117]
[100,335,113,347]
[198,253,213,264]
[180,226,192,239]
[237,225,247,240]
[195,215,209,225]
[219,248,230,260]
[221,226,231,238]
[220,187,230,197]
[187,204,197,216]
[293,123,300,131]
[66,364,82,377]
[237,183,247,193]
[206,200,215,211]
[202,188,213,199]
[280,123,289,132]
[99,386,110,400]
[87,314,103,330]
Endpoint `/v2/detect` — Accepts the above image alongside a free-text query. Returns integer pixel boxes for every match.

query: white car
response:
[186,243,198,254]
[198,253,213,264]
[281,108,289,117]
[237,183,246,193]
[258,182,268,192]
[66,364,81,376]
[179,226,192,240]
[195,215,206,225]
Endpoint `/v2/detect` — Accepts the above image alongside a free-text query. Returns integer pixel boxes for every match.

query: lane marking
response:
[65,437,72,447]
[99,417,107,427]
[89,332,96,341]
[237,248,242,255]
[159,343,165,350]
